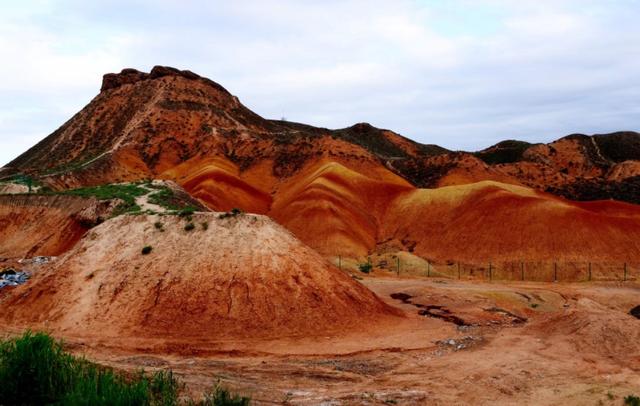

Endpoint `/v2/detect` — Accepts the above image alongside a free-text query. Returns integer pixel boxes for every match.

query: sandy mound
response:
[0,212,398,340]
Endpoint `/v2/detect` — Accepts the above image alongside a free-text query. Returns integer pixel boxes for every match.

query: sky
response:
[1,0,639,166]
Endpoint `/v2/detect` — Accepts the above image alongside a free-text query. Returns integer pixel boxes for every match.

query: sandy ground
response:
[11,276,634,405]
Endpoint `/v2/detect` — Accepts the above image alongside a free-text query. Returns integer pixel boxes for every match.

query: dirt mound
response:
[0,195,116,258]
[0,213,399,341]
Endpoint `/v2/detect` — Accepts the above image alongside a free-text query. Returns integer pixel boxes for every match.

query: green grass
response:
[52,182,196,217]
[60,183,147,215]
[0,331,250,405]
[148,188,182,211]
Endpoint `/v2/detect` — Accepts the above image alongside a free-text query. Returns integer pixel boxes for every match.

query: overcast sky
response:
[1,0,639,165]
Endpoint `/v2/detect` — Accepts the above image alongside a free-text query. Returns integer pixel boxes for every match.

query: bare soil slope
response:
[0,212,399,341]
[383,181,640,264]
[0,195,115,258]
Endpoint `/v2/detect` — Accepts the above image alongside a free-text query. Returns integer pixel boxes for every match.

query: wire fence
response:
[333,256,639,283]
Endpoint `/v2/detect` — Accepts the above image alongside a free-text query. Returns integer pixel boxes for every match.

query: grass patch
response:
[59,183,147,215]
[0,331,250,405]
[148,188,185,211]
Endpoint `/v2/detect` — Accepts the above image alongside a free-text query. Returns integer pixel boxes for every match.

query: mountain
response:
[3,66,640,263]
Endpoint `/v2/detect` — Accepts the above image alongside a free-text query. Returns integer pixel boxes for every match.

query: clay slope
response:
[4,66,640,206]
[0,213,398,340]
[0,195,115,258]
[3,66,640,265]
[382,181,640,263]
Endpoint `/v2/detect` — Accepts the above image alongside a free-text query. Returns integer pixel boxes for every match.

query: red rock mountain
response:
[4,66,640,264]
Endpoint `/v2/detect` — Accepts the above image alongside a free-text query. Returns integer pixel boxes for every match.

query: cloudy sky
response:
[1,0,639,165]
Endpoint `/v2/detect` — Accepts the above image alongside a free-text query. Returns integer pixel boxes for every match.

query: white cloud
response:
[0,0,639,165]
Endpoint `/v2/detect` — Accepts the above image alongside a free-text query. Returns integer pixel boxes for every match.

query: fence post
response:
[489,262,492,281]
[554,262,558,282]
[624,262,627,282]
[521,262,524,281]
[458,262,461,279]
[427,261,431,277]
[588,262,592,281]
[397,257,400,277]
[338,255,341,271]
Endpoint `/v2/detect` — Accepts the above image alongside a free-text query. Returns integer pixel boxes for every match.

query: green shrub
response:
[184,223,195,232]
[178,207,196,218]
[142,246,153,255]
[0,331,249,405]
[625,395,640,406]
[218,208,244,219]
[358,263,373,274]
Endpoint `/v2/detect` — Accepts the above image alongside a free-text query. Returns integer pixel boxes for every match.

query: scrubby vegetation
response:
[184,222,196,231]
[142,246,153,255]
[0,331,250,405]
[178,207,196,218]
[19,181,201,217]
[474,140,533,165]
[218,208,243,219]
[148,187,193,212]
[358,262,373,274]
[154,221,165,231]
[626,394,640,406]
[0,174,41,192]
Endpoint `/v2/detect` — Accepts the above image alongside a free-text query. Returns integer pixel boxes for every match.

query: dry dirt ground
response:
[5,276,634,405]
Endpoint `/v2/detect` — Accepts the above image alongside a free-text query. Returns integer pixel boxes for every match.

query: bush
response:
[178,207,196,218]
[201,384,250,406]
[626,395,640,406]
[0,331,250,405]
[154,221,164,231]
[201,222,209,231]
[218,208,244,219]
[358,263,373,274]
[184,223,195,232]
[142,246,153,255]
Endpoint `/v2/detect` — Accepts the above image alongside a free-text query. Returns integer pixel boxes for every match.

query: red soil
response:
[0,195,115,258]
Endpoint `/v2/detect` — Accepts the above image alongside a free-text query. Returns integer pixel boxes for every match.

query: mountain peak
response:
[100,65,230,94]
